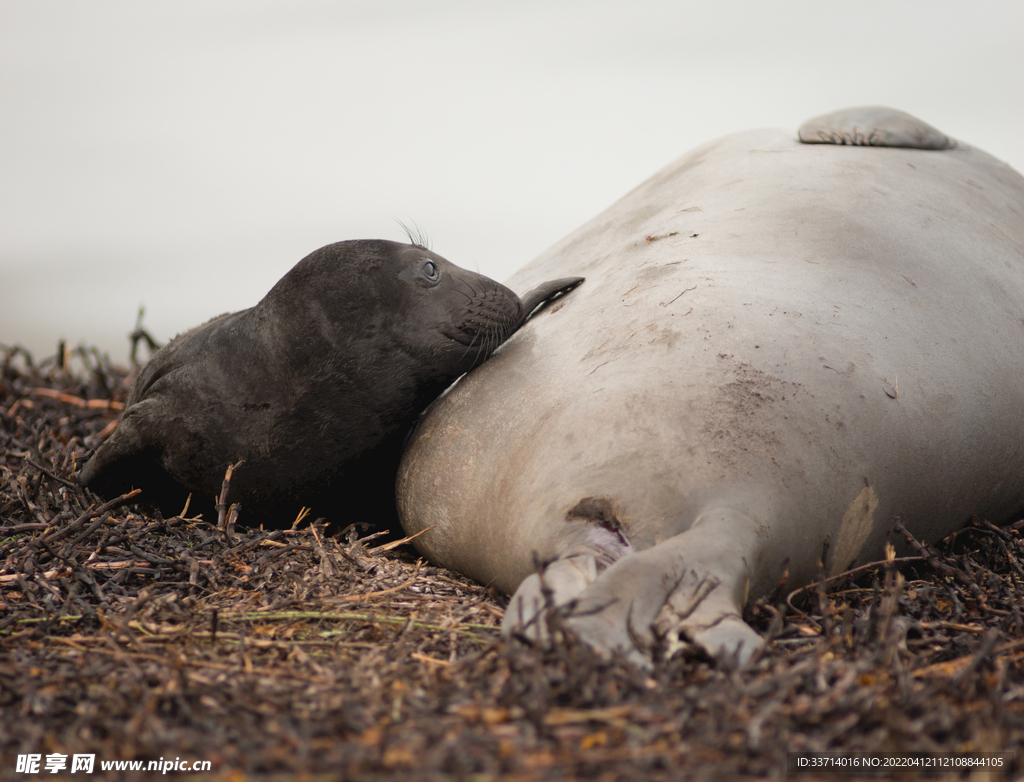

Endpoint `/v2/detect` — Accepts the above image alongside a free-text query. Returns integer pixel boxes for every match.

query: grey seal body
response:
[396,108,1024,666]
[79,239,582,527]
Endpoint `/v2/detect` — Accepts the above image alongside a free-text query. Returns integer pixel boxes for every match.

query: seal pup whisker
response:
[394,218,431,249]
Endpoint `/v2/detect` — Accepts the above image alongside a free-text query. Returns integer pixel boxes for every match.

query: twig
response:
[42,489,142,545]
[893,519,987,606]
[30,387,124,412]
[366,526,434,553]
[217,461,244,533]
[785,555,924,609]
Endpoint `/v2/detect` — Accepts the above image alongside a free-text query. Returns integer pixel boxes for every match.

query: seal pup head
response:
[259,239,583,398]
[260,238,581,388]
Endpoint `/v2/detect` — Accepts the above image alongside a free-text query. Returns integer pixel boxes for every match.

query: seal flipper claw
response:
[798,106,955,150]
[501,526,627,645]
[502,559,598,645]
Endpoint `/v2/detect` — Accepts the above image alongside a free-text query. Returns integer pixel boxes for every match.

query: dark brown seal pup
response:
[79,239,582,528]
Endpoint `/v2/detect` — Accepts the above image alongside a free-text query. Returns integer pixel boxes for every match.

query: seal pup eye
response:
[397,256,443,287]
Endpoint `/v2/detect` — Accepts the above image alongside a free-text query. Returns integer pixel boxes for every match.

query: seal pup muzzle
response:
[78,239,582,528]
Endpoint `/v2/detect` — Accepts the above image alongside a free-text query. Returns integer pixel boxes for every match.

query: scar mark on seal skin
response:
[823,362,855,374]
[830,483,879,576]
[627,323,657,341]
[660,285,697,307]
[645,231,679,242]
[635,261,686,288]
[547,302,567,314]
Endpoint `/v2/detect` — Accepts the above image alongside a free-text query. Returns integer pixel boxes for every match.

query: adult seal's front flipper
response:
[505,508,766,667]
[797,106,956,150]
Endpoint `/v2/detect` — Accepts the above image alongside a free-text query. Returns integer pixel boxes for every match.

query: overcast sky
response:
[3,1,1023,362]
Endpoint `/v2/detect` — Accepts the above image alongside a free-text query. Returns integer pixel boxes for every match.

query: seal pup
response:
[79,239,583,528]
[396,107,1024,666]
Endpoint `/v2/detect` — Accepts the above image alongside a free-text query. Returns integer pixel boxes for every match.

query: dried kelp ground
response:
[2,342,1023,782]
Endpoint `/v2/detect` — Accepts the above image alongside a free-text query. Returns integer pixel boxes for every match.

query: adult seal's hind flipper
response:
[798,106,957,150]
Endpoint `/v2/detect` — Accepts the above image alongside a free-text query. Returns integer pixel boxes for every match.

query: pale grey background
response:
[3,0,1022,362]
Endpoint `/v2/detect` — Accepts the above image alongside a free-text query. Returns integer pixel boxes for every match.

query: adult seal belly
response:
[79,239,582,528]
[396,107,1024,666]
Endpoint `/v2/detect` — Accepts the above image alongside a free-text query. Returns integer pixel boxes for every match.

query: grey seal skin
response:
[79,239,583,528]
[396,107,1024,667]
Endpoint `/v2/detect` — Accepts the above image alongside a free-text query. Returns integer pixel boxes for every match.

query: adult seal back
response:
[396,107,1024,666]
[79,239,583,528]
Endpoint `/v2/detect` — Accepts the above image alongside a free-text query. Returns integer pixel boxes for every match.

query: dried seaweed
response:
[1,342,1022,780]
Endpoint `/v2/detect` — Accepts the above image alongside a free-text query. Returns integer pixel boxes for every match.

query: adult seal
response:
[79,239,583,528]
[396,107,1024,666]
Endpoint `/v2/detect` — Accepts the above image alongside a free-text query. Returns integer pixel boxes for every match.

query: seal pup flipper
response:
[504,507,764,667]
[797,106,956,150]
[78,398,188,510]
[77,403,150,495]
